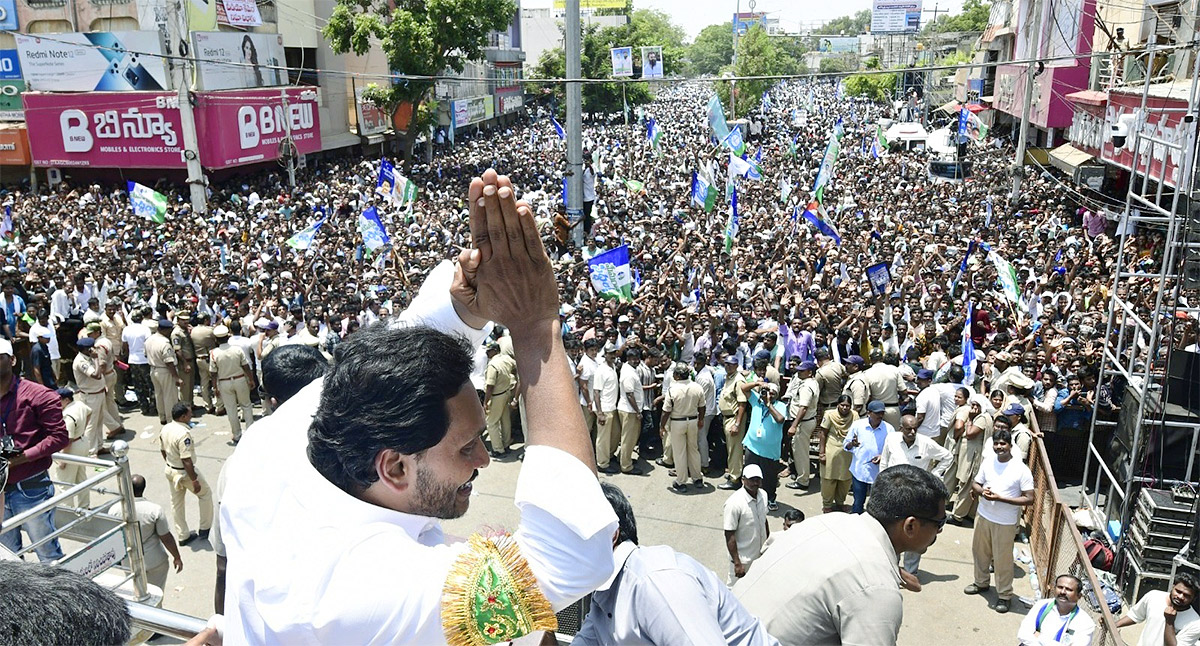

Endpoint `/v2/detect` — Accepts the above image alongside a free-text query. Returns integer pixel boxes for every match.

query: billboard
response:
[0,125,30,165]
[355,88,389,136]
[871,0,922,33]
[818,37,859,53]
[451,96,494,128]
[611,46,632,78]
[220,0,262,27]
[552,0,625,7]
[193,88,322,168]
[0,0,17,31]
[191,31,286,91]
[15,32,169,92]
[0,50,23,121]
[733,12,767,35]
[496,91,523,114]
[24,92,185,168]
[641,46,663,79]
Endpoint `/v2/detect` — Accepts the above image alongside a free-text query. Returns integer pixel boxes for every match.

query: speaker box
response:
[1166,349,1200,414]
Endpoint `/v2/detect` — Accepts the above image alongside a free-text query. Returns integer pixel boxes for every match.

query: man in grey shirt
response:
[572,483,778,646]
[734,465,948,645]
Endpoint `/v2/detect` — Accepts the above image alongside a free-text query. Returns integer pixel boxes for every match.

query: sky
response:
[523,0,967,40]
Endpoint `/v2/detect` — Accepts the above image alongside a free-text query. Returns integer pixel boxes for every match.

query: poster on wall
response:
[611,47,632,78]
[15,32,169,92]
[871,0,922,33]
[641,46,663,79]
[192,31,286,90]
[355,88,390,136]
[0,0,18,31]
[220,0,262,27]
[0,50,22,121]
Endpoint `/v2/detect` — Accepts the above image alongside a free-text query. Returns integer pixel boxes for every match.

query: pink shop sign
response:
[24,92,185,168]
[195,88,322,169]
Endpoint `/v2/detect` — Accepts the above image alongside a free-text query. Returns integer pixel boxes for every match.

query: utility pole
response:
[922,2,947,27]
[281,89,296,189]
[731,0,741,120]
[172,0,207,214]
[565,0,584,246]
[1012,0,1044,200]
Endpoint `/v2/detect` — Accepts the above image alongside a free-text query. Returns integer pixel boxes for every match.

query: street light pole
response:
[731,0,740,120]
[565,0,584,245]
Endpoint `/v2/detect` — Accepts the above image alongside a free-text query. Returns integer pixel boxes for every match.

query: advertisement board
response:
[15,32,169,92]
[451,96,494,128]
[0,50,23,121]
[193,88,322,168]
[496,91,523,114]
[220,0,262,27]
[0,0,17,31]
[871,0,922,33]
[191,31,286,91]
[1069,91,1189,188]
[0,125,30,165]
[818,37,859,53]
[611,46,632,78]
[733,12,767,35]
[24,91,185,168]
[641,46,664,79]
[552,0,625,7]
[355,88,389,136]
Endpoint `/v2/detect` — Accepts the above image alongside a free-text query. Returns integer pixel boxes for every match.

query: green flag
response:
[127,181,168,224]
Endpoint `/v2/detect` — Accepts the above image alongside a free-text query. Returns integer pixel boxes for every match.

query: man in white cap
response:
[723,463,768,584]
[209,325,256,444]
[29,326,56,389]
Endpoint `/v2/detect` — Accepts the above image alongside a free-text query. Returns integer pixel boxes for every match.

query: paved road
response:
[95,402,1038,644]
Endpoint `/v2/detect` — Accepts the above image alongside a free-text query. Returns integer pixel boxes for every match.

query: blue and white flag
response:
[728,152,753,178]
[962,301,977,385]
[724,188,739,252]
[798,202,842,245]
[285,218,324,250]
[745,147,763,181]
[0,205,12,239]
[985,198,994,227]
[691,171,716,212]
[647,117,663,154]
[588,245,633,302]
[551,116,566,140]
[358,206,390,252]
[957,106,970,143]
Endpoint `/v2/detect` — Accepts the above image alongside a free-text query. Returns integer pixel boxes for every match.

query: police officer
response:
[209,326,255,444]
[718,354,749,490]
[861,353,906,431]
[159,403,213,545]
[813,347,845,424]
[146,319,181,425]
[483,341,517,456]
[171,314,197,410]
[661,363,706,492]
[87,322,125,440]
[71,337,107,457]
[53,387,93,507]
[785,361,819,491]
[191,314,219,415]
[842,355,869,417]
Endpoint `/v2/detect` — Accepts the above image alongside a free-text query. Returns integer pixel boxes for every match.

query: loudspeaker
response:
[1183,247,1200,289]
[1166,349,1200,414]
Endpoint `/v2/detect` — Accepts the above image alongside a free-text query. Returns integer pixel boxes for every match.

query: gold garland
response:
[442,533,558,646]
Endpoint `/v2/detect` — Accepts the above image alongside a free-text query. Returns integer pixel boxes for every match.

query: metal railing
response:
[0,442,149,601]
[1027,437,1126,646]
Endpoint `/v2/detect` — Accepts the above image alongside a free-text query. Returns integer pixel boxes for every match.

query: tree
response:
[715,25,800,118]
[844,71,897,102]
[688,22,733,77]
[923,0,991,34]
[530,10,687,115]
[322,0,516,158]
[819,57,856,74]
[820,10,872,36]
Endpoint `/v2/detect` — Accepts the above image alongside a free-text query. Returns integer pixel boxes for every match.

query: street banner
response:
[358,206,390,252]
[355,88,390,136]
[220,0,262,26]
[127,181,167,224]
[377,159,419,205]
[15,32,169,92]
[192,32,286,90]
[192,88,322,168]
[588,245,633,302]
[24,92,185,169]
[611,47,633,77]
[641,46,664,78]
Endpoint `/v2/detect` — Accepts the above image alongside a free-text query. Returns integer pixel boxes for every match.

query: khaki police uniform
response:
[814,359,846,422]
[952,412,993,521]
[94,336,122,433]
[72,350,108,456]
[258,333,282,415]
[862,363,905,430]
[663,376,705,486]
[54,398,93,508]
[159,420,214,541]
[788,376,820,487]
[211,342,254,440]
[191,324,219,412]
[146,333,178,424]
[484,353,517,454]
[719,370,750,479]
[842,371,870,418]
[100,312,126,394]
[171,325,197,407]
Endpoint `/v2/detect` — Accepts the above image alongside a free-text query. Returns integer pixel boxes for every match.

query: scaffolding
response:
[1081,41,1200,594]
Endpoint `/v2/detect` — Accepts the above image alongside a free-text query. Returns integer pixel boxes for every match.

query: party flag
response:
[552,116,566,140]
[285,218,324,250]
[358,206,390,252]
[647,117,663,153]
[691,172,716,212]
[724,187,740,252]
[798,202,842,245]
[990,251,1021,303]
[128,181,168,224]
[588,245,633,302]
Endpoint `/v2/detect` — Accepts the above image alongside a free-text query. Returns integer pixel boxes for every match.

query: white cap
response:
[29,325,51,340]
[0,339,11,356]
[742,464,764,480]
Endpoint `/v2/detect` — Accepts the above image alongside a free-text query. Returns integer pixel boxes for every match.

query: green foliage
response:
[819,57,856,74]
[923,0,991,34]
[530,9,688,115]
[688,22,733,77]
[820,10,872,36]
[714,25,801,117]
[937,50,974,66]
[322,0,516,116]
[844,72,896,102]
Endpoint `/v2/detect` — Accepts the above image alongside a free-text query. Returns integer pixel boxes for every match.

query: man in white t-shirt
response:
[592,344,620,471]
[723,463,768,585]
[913,369,944,438]
[1117,573,1200,646]
[964,428,1034,614]
[121,308,154,416]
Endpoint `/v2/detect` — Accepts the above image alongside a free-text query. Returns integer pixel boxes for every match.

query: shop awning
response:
[321,131,362,152]
[1065,89,1108,107]
[1049,143,1097,174]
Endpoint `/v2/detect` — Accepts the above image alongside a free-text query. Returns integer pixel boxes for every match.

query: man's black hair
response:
[308,324,474,495]
[0,560,131,646]
[600,482,638,545]
[262,344,328,405]
[866,464,948,527]
[1175,571,1200,597]
[171,402,191,421]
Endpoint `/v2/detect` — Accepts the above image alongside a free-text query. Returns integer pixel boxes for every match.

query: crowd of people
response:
[0,75,1196,645]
